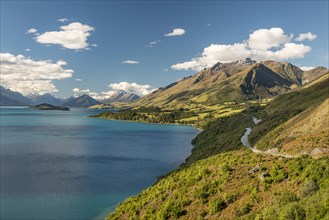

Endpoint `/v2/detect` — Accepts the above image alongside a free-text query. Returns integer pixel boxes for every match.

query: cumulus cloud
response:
[248,27,291,50]
[146,40,160,48]
[25,28,38,34]
[122,60,139,64]
[73,88,90,93]
[295,32,317,42]
[75,78,82,82]
[108,82,156,97]
[171,27,313,71]
[91,44,98,47]
[165,28,186,37]
[299,66,316,71]
[35,22,95,50]
[58,18,69,23]
[72,87,99,97]
[25,48,31,52]
[0,52,73,95]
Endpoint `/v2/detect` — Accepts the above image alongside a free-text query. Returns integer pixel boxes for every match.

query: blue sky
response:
[1,0,328,98]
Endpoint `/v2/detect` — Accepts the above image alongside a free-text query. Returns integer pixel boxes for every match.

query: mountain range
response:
[27,93,64,106]
[61,94,102,108]
[133,59,328,107]
[0,88,140,107]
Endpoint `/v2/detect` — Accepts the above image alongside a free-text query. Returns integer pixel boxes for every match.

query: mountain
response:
[62,94,102,108]
[0,86,34,106]
[133,59,328,107]
[107,70,329,220]
[102,90,140,103]
[27,93,63,106]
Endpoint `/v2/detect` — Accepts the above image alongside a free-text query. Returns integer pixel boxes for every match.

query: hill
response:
[133,60,328,108]
[189,76,329,164]
[0,86,34,106]
[106,70,329,220]
[108,151,329,220]
[27,93,63,106]
[62,94,102,108]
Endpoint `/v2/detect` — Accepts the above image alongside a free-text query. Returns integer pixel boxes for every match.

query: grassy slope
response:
[254,98,329,157]
[250,76,329,152]
[108,151,329,220]
[106,75,329,219]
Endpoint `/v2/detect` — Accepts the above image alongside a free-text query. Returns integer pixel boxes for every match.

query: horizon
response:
[1,1,328,98]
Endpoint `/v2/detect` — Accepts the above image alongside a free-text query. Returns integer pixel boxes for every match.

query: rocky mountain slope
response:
[0,86,34,106]
[133,59,328,107]
[62,94,102,108]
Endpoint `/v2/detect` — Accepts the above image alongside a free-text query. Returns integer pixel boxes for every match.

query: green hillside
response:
[108,151,329,220]
[106,72,329,220]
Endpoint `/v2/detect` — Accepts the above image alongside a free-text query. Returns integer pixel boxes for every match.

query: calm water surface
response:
[0,107,198,220]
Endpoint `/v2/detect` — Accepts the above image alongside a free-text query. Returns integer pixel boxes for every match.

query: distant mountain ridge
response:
[27,93,63,106]
[133,59,328,107]
[0,86,34,106]
[62,94,102,107]
[101,90,140,103]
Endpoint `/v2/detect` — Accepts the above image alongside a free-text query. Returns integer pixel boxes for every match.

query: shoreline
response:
[90,116,202,219]
[89,115,204,131]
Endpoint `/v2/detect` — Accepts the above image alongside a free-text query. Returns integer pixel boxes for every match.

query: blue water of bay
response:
[0,107,199,219]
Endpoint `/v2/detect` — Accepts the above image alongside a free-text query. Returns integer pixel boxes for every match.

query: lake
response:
[0,107,199,220]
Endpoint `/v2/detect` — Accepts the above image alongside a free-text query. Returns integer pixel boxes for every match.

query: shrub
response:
[299,180,319,198]
[269,165,288,183]
[235,203,252,217]
[276,191,298,207]
[279,202,306,220]
[210,199,227,214]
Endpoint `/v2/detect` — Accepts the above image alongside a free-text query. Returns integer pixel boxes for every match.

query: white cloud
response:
[299,66,316,71]
[171,27,313,71]
[0,52,73,95]
[72,88,90,93]
[25,28,38,34]
[72,87,99,97]
[146,40,160,48]
[295,32,317,42]
[58,18,69,23]
[79,82,157,100]
[165,28,186,37]
[35,22,95,50]
[162,68,169,72]
[248,27,291,50]
[75,78,82,82]
[108,82,156,97]
[91,44,98,47]
[25,48,31,52]
[122,60,139,64]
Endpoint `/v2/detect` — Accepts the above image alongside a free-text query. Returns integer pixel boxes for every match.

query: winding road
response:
[240,116,294,157]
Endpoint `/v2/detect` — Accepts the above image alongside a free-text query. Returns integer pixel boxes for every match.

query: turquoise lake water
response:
[0,107,199,220]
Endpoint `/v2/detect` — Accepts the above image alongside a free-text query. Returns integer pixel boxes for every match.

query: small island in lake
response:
[29,103,70,111]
